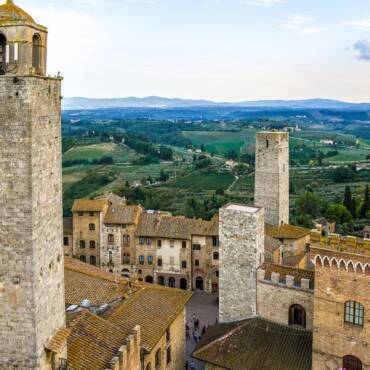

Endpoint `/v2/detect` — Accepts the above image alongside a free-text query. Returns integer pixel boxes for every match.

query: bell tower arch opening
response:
[0,33,6,74]
[32,33,41,70]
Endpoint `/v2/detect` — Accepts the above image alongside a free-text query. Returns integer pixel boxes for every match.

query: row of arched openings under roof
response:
[0,33,41,74]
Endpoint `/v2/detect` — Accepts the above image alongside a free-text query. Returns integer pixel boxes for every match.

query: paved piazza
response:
[185,292,219,370]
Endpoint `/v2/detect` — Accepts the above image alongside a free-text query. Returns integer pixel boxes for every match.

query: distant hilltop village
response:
[0,1,369,370]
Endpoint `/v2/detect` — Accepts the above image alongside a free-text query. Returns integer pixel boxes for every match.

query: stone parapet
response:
[257,269,314,292]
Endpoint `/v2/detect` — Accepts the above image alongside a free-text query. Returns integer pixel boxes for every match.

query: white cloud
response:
[242,0,285,6]
[301,27,328,34]
[276,14,327,35]
[276,14,313,29]
[353,39,370,61]
[344,20,370,29]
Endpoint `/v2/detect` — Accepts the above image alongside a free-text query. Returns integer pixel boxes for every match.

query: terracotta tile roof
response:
[262,263,315,289]
[265,224,310,240]
[102,286,192,352]
[282,253,306,267]
[193,317,312,370]
[135,212,218,239]
[63,217,73,233]
[64,257,132,306]
[71,199,108,212]
[104,204,141,225]
[45,327,70,353]
[64,257,192,355]
[67,310,129,370]
[310,231,370,257]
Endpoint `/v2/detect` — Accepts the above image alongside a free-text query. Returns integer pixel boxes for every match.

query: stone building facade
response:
[0,2,66,369]
[71,199,109,267]
[219,204,265,322]
[66,203,219,292]
[255,131,289,226]
[257,265,314,330]
[312,247,370,370]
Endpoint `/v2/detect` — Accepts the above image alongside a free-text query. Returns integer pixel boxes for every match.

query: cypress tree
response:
[360,184,370,218]
[343,186,353,214]
[352,197,357,219]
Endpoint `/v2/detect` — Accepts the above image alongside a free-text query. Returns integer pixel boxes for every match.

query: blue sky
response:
[20,0,370,101]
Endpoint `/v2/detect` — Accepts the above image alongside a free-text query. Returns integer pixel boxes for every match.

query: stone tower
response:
[255,131,289,226]
[219,204,265,323]
[0,2,65,369]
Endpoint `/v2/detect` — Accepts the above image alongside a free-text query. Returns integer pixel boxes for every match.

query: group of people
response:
[185,313,209,370]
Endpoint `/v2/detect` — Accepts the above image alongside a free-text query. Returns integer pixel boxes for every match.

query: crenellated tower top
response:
[0,0,47,76]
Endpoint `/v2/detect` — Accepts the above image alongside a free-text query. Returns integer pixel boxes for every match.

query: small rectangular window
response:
[195,260,199,267]
[158,257,163,267]
[157,239,162,247]
[63,237,69,246]
[89,211,94,217]
[148,256,153,265]
[193,244,201,251]
[78,211,83,216]
[139,237,145,245]
[170,240,174,248]
[182,241,186,249]
[182,261,187,269]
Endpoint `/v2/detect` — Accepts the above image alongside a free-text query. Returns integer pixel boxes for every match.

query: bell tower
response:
[0,0,47,76]
[0,1,66,369]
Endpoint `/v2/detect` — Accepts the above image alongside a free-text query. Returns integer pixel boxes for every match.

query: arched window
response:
[155,349,161,369]
[168,277,176,288]
[289,304,306,328]
[343,355,362,370]
[145,364,151,370]
[79,240,86,249]
[90,256,96,266]
[79,255,86,263]
[0,33,6,74]
[32,34,41,70]
[145,276,153,284]
[213,252,219,260]
[158,276,165,286]
[180,278,187,290]
[345,301,364,326]
[90,240,96,248]
[138,255,145,265]
[196,277,204,291]
[89,223,95,231]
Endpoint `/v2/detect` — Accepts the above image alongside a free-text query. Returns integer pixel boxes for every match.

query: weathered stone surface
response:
[219,204,264,323]
[255,131,289,227]
[0,76,65,369]
[312,263,370,370]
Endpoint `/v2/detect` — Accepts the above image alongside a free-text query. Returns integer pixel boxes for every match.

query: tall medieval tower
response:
[255,131,289,226]
[0,1,65,369]
[219,204,265,323]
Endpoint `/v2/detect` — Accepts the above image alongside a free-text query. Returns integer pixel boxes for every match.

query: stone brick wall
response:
[312,257,370,370]
[255,131,289,226]
[219,204,264,323]
[256,269,314,330]
[0,76,65,369]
